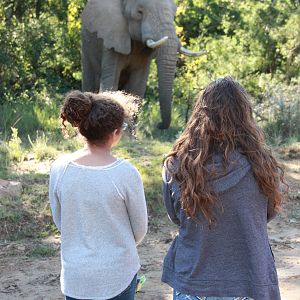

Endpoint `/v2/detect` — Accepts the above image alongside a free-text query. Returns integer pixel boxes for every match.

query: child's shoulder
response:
[51,149,86,168]
[50,153,74,172]
[114,159,141,177]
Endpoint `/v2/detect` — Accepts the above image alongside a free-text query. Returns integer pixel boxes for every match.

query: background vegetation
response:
[0,0,299,240]
[0,0,299,141]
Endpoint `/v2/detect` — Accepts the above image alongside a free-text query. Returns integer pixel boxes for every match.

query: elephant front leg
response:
[81,29,103,92]
[100,49,123,91]
[123,64,151,98]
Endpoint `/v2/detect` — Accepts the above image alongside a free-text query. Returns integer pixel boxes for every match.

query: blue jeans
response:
[65,274,137,300]
[173,290,253,300]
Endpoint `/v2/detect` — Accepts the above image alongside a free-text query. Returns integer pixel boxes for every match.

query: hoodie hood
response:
[206,151,251,194]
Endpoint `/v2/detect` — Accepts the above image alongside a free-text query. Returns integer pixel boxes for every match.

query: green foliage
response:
[0,0,299,143]
[175,0,300,84]
[0,1,85,99]
[0,103,22,140]
[0,191,23,229]
[0,90,62,141]
[0,0,84,140]
[114,139,172,213]
[254,83,300,144]
[0,141,10,170]
[7,127,24,162]
[28,132,58,161]
[29,244,56,257]
[0,170,54,240]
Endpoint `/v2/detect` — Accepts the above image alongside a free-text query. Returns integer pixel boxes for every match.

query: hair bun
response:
[61,91,93,127]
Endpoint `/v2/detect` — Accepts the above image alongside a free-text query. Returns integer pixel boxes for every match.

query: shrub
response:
[28,132,58,161]
[29,244,56,257]
[254,83,300,144]
[6,127,25,162]
[0,141,10,170]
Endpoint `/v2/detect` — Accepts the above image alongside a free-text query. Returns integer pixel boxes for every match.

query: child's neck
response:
[86,143,112,156]
[72,143,116,167]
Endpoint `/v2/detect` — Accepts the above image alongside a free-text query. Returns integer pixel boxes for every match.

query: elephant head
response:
[82,0,203,129]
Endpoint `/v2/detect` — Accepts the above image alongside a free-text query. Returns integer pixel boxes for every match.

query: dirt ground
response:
[0,158,299,300]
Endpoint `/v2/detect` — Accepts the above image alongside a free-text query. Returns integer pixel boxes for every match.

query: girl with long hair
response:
[162,77,287,300]
[49,91,147,300]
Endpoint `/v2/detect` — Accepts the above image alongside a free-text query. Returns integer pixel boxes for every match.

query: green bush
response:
[6,127,25,162]
[28,132,58,161]
[253,83,300,144]
[29,244,56,257]
[0,141,10,170]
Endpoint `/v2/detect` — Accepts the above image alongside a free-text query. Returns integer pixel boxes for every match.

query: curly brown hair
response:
[164,76,288,225]
[61,91,125,144]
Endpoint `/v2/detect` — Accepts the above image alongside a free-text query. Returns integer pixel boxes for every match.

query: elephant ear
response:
[82,0,131,55]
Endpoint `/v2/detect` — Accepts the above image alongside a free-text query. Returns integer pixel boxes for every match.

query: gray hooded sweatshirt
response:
[161,151,280,300]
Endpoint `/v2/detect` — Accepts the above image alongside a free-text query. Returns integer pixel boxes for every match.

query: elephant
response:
[81,0,204,129]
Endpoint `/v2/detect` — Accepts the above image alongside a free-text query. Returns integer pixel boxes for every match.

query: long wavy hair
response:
[164,76,287,225]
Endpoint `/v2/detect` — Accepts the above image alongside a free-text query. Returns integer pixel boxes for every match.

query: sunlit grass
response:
[0,136,173,241]
[116,138,172,214]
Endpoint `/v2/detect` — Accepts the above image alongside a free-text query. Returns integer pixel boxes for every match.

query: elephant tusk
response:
[179,47,206,57]
[146,36,169,48]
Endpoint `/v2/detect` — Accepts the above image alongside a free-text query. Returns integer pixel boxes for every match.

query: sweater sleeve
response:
[49,161,62,232]
[162,166,180,226]
[124,166,148,245]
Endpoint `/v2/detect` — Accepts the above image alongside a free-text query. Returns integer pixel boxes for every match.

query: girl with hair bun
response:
[49,91,147,300]
[161,77,287,300]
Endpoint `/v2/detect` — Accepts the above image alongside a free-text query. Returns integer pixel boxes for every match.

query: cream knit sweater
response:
[49,156,148,299]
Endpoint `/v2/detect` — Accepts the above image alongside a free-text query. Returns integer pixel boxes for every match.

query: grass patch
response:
[0,142,10,170]
[0,172,56,241]
[277,142,300,160]
[28,132,58,161]
[115,138,172,214]
[6,127,25,162]
[0,137,173,241]
[29,244,57,258]
[0,202,23,223]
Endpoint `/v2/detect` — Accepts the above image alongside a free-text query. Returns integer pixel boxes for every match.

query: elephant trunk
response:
[156,29,178,129]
